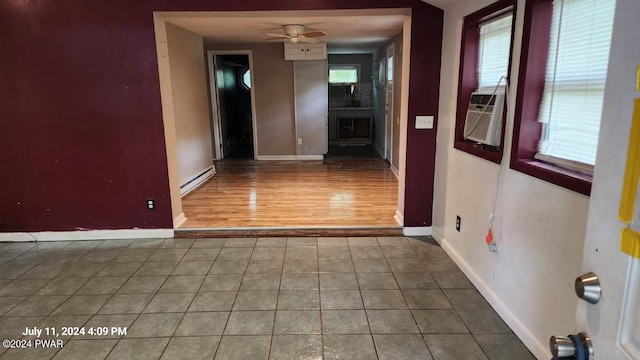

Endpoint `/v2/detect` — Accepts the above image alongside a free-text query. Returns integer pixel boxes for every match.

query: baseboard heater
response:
[180,166,215,197]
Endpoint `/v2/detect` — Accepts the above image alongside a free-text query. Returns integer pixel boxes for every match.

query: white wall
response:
[433,0,591,358]
[165,23,213,186]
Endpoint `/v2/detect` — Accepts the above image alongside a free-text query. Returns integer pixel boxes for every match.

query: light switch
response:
[415,116,434,129]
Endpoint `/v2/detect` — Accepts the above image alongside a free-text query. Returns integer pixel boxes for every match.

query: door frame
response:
[207,50,259,160]
[385,43,395,166]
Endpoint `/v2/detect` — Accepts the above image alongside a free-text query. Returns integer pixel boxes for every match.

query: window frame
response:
[510,0,593,196]
[454,0,516,164]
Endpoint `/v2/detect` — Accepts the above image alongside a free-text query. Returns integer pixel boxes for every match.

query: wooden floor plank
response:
[180,158,399,229]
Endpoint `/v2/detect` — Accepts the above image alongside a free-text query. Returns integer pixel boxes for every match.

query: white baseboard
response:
[180,166,215,197]
[296,155,324,160]
[394,209,404,226]
[258,155,298,161]
[173,212,187,228]
[0,229,174,242]
[257,155,324,161]
[390,164,399,179]
[372,143,385,159]
[403,226,432,236]
[438,237,550,360]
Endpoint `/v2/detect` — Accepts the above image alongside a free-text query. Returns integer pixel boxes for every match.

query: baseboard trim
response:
[438,237,550,360]
[0,229,174,242]
[296,155,324,160]
[403,226,432,236]
[180,166,215,197]
[257,155,324,161]
[173,212,187,228]
[372,143,385,159]
[390,165,400,179]
[258,155,298,161]
[394,209,404,226]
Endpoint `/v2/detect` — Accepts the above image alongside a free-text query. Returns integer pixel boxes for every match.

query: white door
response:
[385,44,395,162]
[573,1,640,359]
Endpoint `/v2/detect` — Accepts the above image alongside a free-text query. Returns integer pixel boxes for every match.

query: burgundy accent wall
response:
[0,0,443,232]
[403,5,444,227]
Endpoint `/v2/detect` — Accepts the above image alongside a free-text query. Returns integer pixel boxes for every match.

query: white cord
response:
[490,78,510,229]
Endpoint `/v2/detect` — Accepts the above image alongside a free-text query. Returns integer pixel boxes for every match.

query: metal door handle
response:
[575,272,601,304]
[549,333,593,360]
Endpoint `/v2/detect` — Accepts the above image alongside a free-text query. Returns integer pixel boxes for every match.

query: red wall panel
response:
[0,0,443,231]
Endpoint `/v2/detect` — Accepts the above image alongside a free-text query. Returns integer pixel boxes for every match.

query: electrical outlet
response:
[456,215,461,232]
[297,138,303,145]
[146,198,155,211]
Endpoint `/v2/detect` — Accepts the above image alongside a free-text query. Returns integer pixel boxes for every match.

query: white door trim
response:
[386,43,395,165]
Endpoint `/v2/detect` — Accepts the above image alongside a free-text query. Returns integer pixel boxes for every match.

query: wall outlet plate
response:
[415,115,434,129]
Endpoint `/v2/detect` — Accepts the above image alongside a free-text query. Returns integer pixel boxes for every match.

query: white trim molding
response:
[437,237,549,360]
[372,142,386,159]
[390,164,400,179]
[0,229,174,242]
[257,155,324,161]
[173,212,187,228]
[257,155,298,161]
[403,226,432,236]
[180,165,215,197]
[296,155,324,160]
[394,209,404,226]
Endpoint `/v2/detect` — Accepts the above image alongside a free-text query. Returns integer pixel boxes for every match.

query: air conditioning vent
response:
[463,92,505,147]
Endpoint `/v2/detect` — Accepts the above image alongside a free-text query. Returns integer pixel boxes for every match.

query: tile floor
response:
[0,236,535,359]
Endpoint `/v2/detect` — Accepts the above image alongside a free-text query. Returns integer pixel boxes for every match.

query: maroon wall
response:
[0,0,443,232]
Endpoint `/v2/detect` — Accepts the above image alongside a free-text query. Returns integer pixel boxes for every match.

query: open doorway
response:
[326,54,380,160]
[208,51,257,160]
[154,10,412,231]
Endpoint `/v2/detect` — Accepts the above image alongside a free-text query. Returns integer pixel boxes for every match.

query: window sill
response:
[510,158,592,195]
[454,139,503,164]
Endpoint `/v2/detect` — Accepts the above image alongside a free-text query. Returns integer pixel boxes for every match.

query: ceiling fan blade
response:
[265,37,287,41]
[299,37,319,44]
[301,31,326,38]
[266,33,290,38]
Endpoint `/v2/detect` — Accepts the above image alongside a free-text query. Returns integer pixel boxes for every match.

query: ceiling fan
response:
[266,24,326,44]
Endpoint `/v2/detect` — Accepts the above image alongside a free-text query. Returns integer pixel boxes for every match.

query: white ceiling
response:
[161,2,456,54]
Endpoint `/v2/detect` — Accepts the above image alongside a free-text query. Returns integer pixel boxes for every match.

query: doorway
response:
[207,51,257,160]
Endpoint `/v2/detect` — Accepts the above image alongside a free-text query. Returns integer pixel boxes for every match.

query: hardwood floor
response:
[180,158,399,229]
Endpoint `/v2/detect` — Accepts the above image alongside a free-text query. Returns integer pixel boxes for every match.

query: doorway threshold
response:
[175,225,403,238]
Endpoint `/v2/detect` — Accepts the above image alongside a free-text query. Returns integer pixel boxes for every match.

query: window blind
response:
[477,13,513,90]
[537,0,615,168]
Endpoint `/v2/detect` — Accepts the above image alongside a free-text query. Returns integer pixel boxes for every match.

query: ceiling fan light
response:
[290,37,299,43]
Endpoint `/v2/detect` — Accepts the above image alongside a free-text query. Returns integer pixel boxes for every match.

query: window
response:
[329,66,359,84]
[454,0,516,163]
[241,69,251,90]
[511,0,615,195]
[478,14,512,90]
[536,0,615,170]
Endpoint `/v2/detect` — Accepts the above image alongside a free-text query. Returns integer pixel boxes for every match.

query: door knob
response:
[549,333,593,360]
[575,272,601,304]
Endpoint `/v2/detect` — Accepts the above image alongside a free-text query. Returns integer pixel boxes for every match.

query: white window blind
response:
[537,0,615,169]
[477,13,512,90]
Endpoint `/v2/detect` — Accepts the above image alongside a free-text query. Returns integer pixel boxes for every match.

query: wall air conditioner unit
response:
[463,92,505,147]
